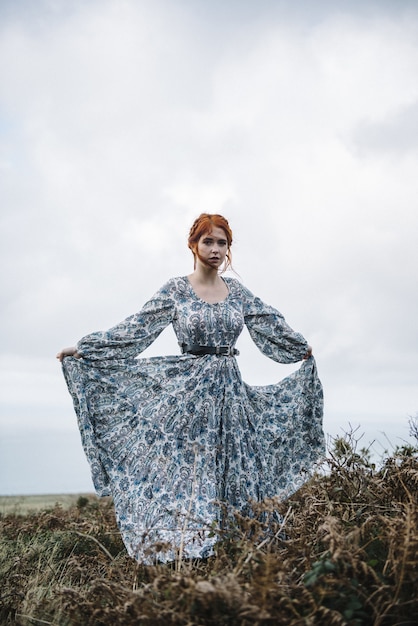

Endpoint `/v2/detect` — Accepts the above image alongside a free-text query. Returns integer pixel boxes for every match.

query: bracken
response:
[1,432,417,626]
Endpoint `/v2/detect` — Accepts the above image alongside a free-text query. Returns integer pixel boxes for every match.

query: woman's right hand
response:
[56,347,81,362]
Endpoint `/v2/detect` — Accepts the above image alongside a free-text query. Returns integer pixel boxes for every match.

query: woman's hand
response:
[303,345,313,360]
[56,347,81,362]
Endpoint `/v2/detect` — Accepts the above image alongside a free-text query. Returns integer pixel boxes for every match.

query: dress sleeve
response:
[239,282,309,364]
[75,280,176,361]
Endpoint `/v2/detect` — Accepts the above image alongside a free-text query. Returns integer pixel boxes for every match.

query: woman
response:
[57,214,324,563]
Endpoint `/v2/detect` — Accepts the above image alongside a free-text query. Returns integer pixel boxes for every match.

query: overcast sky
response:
[1,0,417,495]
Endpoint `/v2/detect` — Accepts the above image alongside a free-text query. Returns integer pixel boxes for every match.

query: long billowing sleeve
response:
[76,281,176,362]
[239,282,309,364]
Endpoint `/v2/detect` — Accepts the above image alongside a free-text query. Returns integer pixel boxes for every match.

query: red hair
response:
[188,214,233,271]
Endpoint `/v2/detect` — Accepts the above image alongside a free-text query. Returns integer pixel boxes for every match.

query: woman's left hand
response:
[303,345,313,359]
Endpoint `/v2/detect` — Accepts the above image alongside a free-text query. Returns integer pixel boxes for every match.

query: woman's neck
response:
[187,266,228,304]
[188,264,220,285]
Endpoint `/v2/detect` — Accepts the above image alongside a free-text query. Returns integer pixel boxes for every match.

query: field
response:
[0,494,94,515]
[1,433,417,626]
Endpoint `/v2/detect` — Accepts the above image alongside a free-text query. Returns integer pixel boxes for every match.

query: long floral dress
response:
[62,276,324,562]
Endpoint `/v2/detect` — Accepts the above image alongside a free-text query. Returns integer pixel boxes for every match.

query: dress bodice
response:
[172,277,245,348]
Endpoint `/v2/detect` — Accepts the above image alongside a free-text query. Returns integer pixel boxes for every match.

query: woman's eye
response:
[201,239,227,246]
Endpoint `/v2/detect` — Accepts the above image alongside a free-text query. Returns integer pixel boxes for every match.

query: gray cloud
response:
[351,102,418,156]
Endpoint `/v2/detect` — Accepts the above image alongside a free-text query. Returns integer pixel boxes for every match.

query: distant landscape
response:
[1,433,417,626]
[0,493,95,515]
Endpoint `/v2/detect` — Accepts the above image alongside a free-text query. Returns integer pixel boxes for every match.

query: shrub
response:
[1,437,417,625]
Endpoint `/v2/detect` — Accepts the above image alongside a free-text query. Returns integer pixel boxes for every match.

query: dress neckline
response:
[184,276,231,305]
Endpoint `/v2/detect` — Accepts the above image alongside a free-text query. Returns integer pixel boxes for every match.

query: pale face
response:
[196,226,229,269]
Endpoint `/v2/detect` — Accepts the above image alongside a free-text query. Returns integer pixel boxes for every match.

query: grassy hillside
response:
[1,436,417,626]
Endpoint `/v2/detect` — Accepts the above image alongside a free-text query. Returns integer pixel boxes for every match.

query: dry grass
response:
[1,432,417,626]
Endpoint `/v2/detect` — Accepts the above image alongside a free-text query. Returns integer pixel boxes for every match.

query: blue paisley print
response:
[62,277,324,563]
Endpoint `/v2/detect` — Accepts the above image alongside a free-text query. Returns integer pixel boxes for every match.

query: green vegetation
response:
[1,433,417,625]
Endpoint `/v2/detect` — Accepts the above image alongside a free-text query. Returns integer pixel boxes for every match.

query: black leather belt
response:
[180,343,239,356]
